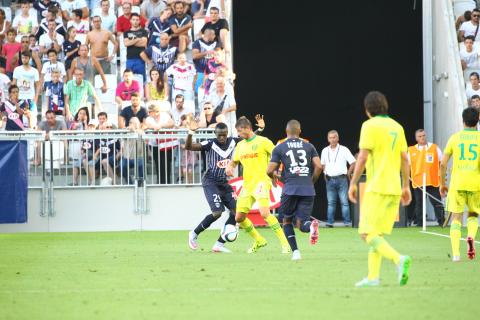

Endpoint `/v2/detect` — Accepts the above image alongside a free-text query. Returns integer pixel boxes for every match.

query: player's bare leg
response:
[235,212,266,253]
[466,212,478,260]
[258,207,290,253]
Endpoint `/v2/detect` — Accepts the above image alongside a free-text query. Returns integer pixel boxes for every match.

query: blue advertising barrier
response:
[0,141,28,223]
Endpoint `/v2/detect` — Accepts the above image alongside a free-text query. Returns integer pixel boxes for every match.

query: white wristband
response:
[188,130,196,135]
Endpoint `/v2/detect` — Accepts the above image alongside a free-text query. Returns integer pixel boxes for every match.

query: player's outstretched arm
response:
[253,114,265,134]
[185,115,203,151]
[400,151,412,206]
[312,156,322,184]
[348,149,369,203]
[439,153,451,198]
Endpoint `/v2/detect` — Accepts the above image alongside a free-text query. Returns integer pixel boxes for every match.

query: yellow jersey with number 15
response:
[233,135,275,191]
[359,115,408,196]
[444,129,480,191]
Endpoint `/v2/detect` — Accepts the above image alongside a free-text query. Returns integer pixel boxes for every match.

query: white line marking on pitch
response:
[420,230,480,244]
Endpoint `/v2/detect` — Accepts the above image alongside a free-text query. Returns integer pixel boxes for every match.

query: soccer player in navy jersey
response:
[267,120,322,260]
[185,115,265,253]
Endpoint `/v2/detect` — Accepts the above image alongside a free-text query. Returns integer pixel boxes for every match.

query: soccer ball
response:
[221,224,238,242]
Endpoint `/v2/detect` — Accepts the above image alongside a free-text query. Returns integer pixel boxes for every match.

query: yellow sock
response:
[366,234,400,265]
[240,218,264,242]
[264,214,289,247]
[450,221,462,257]
[367,248,382,280]
[467,216,478,239]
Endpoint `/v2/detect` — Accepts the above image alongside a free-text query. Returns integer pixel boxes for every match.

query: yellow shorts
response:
[359,191,401,235]
[446,190,480,214]
[237,181,271,214]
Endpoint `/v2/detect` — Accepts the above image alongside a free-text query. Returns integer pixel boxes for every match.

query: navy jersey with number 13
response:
[271,138,319,196]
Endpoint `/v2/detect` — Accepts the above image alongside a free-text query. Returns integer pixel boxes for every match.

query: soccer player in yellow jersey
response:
[348,91,412,287]
[226,117,290,253]
[440,107,480,262]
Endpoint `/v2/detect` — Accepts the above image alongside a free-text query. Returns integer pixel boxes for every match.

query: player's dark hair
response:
[415,128,425,134]
[462,107,479,127]
[215,122,228,131]
[97,112,108,118]
[470,72,479,80]
[364,91,389,116]
[8,84,19,93]
[235,116,252,129]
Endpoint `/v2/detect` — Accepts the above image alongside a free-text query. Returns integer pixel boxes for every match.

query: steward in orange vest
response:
[407,129,445,227]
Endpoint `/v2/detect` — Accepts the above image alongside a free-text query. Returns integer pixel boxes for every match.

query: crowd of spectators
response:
[0,0,234,185]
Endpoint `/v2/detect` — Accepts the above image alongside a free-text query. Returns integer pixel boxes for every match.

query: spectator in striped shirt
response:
[192,28,219,94]
[140,32,178,77]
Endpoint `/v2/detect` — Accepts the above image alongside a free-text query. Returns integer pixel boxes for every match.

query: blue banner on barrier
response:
[0,141,28,224]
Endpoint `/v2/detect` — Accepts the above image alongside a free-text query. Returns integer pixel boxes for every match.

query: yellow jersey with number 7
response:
[443,129,480,191]
[358,115,408,195]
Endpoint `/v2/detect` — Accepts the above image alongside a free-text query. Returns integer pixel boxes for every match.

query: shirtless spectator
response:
[116,2,147,36]
[141,0,166,21]
[147,7,172,46]
[459,8,480,42]
[124,13,148,81]
[460,36,479,70]
[13,1,39,42]
[86,16,118,74]
[201,6,230,54]
[169,1,192,53]
[115,68,141,108]
[61,0,89,21]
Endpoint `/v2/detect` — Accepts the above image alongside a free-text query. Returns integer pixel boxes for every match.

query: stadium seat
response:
[453,0,476,18]
[44,141,65,169]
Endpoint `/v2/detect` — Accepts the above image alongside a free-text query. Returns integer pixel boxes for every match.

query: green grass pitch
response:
[0,227,478,319]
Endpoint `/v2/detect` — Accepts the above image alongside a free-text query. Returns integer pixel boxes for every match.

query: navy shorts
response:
[278,195,314,222]
[202,179,236,213]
